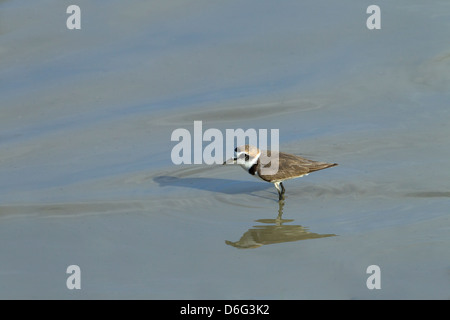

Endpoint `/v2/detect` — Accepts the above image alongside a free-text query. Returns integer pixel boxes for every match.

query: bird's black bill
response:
[223,157,238,165]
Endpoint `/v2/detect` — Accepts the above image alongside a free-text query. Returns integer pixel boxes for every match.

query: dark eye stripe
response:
[245,154,250,161]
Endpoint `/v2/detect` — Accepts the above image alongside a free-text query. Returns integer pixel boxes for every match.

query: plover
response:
[223,145,337,200]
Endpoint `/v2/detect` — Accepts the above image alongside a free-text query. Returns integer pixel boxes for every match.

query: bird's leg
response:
[274,182,285,201]
[274,182,281,199]
[279,182,286,200]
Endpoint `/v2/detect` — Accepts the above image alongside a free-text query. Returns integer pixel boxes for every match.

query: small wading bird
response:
[223,145,337,201]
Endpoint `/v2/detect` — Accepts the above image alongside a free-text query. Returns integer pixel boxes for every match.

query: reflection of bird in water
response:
[225,200,336,249]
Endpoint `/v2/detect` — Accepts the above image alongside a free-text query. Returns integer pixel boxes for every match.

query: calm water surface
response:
[0,0,449,299]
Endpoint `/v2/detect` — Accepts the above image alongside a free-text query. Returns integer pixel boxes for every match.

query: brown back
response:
[257,150,337,182]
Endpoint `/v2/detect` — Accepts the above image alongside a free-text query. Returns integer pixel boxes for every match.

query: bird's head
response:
[223,145,261,170]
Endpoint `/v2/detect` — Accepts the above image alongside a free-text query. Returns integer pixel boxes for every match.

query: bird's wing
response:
[258,151,337,181]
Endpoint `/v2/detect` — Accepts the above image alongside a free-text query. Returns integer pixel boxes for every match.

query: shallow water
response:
[0,0,449,299]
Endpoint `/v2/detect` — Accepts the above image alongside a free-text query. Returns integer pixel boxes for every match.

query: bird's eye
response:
[245,154,250,161]
[234,147,238,152]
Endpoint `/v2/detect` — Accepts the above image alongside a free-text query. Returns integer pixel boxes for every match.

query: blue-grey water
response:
[0,0,449,299]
